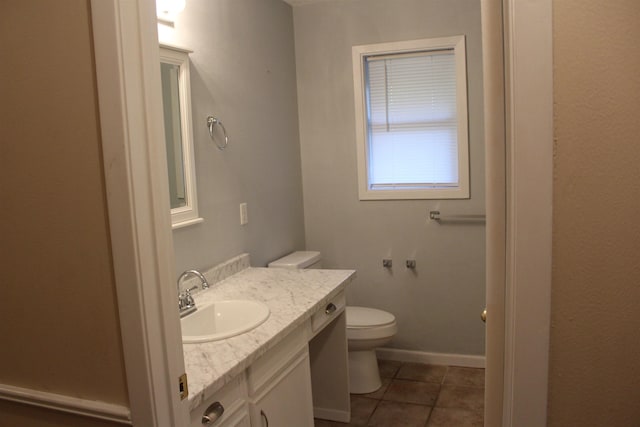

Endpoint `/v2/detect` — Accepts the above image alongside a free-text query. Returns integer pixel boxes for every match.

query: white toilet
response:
[268,251,397,394]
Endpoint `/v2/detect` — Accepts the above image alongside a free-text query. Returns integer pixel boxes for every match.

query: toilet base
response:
[348,349,382,394]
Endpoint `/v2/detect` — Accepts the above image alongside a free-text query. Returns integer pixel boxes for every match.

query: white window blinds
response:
[365,50,459,189]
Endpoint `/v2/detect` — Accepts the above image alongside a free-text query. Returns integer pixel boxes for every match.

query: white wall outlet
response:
[240,202,248,225]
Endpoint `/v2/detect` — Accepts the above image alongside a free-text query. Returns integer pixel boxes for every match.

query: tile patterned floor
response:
[315,360,484,427]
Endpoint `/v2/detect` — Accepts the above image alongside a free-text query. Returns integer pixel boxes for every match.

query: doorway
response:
[92,0,553,426]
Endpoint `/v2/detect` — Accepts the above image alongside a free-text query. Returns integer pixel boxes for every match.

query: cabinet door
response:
[251,350,314,427]
[218,408,250,427]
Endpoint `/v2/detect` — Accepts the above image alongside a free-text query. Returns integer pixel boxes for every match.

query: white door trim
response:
[481,0,507,424]
[503,0,553,425]
[484,0,553,425]
[91,1,188,426]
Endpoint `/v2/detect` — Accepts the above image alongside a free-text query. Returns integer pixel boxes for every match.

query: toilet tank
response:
[268,251,322,269]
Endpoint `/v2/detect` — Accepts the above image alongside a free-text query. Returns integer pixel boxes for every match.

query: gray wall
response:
[161,0,306,273]
[293,0,485,355]
[164,0,485,356]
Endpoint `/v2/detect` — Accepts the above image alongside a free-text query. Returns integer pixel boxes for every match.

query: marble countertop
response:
[183,266,355,410]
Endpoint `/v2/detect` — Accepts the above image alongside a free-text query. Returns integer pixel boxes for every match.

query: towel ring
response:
[206,116,229,150]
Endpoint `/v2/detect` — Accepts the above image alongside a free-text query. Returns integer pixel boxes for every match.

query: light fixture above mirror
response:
[156,0,185,24]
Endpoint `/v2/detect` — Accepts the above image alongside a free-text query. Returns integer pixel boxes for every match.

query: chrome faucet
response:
[177,270,210,317]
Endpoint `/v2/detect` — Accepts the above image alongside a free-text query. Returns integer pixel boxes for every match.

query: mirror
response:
[160,44,202,229]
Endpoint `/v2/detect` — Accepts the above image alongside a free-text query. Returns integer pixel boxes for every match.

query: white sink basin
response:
[181,300,270,343]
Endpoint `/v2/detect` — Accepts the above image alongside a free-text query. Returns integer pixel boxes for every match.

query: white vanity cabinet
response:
[187,288,351,427]
[249,348,314,426]
[247,326,314,427]
[308,292,350,422]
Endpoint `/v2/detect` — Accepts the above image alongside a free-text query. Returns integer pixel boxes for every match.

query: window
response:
[352,36,469,200]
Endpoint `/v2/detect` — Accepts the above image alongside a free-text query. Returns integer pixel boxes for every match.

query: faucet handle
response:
[178,288,196,310]
[184,292,195,308]
[178,293,188,310]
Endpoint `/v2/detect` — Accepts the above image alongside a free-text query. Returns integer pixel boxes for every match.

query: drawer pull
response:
[260,409,269,427]
[325,303,337,315]
[201,401,224,424]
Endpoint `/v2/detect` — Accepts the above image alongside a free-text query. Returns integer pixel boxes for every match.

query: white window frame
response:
[352,35,469,200]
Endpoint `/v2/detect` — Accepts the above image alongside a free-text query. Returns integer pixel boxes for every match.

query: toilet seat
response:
[347,306,395,327]
[346,306,397,341]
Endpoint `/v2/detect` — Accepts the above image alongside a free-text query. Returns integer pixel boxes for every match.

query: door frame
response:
[91,0,188,425]
[92,0,554,426]
[503,0,553,424]
[483,0,553,426]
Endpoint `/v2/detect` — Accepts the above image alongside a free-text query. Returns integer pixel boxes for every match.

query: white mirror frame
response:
[159,44,203,229]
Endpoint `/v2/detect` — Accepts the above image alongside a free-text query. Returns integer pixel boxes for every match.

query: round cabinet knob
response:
[201,401,224,425]
[481,309,487,323]
[325,303,337,315]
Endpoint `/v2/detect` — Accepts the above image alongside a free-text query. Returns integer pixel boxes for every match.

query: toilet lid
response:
[268,251,321,269]
[346,306,396,328]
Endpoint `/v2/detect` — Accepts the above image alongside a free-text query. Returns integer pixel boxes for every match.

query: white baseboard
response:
[314,406,350,423]
[376,347,486,368]
[0,383,131,425]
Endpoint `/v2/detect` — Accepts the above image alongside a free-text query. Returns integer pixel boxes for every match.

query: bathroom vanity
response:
[182,258,354,426]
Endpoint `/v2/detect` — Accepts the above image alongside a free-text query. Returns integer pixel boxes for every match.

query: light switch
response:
[240,203,248,225]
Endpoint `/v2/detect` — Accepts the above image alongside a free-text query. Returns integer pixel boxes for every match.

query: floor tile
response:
[359,376,391,400]
[426,407,484,427]
[367,401,431,427]
[435,385,484,412]
[443,366,485,388]
[382,379,440,406]
[317,361,486,427]
[349,396,379,425]
[378,359,402,378]
[396,363,447,384]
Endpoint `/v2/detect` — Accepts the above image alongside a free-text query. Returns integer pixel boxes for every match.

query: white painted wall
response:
[159,0,306,272]
[293,0,485,355]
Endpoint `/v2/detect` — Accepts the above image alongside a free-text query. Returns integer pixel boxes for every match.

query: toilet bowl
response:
[346,306,397,393]
[268,251,397,394]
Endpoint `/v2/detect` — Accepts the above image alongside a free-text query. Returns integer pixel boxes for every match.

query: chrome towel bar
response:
[429,210,486,222]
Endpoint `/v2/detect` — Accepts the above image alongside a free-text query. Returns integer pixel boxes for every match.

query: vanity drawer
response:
[311,291,346,334]
[189,373,249,427]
